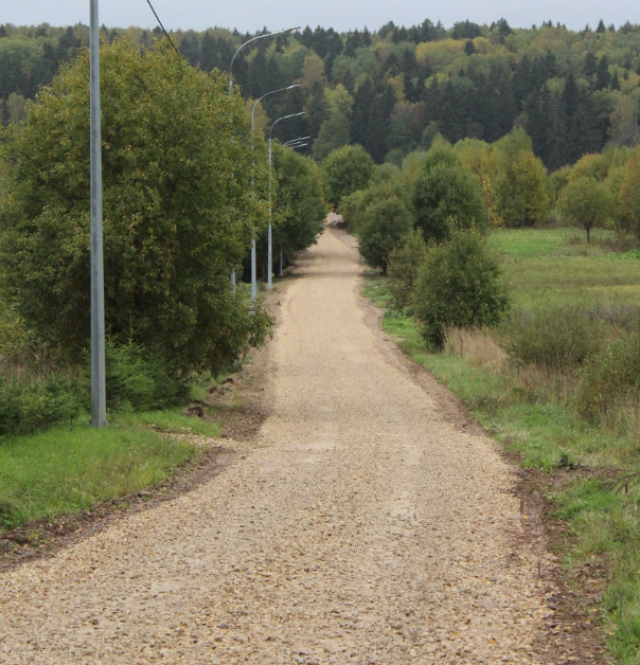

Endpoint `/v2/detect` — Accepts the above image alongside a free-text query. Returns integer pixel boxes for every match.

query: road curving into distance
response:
[0,228,548,664]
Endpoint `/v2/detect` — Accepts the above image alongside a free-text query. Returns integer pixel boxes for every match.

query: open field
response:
[490,229,640,309]
[363,228,640,665]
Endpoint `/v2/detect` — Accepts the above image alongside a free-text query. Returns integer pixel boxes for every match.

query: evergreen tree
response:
[543,50,557,79]
[544,87,568,170]
[247,48,268,98]
[300,26,314,49]
[366,96,389,163]
[304,81,325,140]
[524,87,548,161]
[200,31,216,72]
[596,56,611,90]
[386,53,400,77]
[351,77,374,146]
[596,19,606,34]
[611,71,621,90]
[585,52,597,78]
[514,55,533,109]
[562,72,579,118]
[344,30,362,57]
[401,48,418,78]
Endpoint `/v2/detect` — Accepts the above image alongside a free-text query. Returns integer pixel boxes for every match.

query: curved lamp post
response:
[249,85,300,302]
[268,111,306,289]
[227,27,299,288]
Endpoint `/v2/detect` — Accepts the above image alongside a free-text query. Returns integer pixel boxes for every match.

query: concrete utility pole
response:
[268,112,306,289]
[90,0,107,427]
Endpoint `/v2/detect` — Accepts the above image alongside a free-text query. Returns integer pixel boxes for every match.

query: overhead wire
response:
[144,0,182,57]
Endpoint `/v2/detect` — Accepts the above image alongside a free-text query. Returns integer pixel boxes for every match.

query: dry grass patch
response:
[444,326,508,374]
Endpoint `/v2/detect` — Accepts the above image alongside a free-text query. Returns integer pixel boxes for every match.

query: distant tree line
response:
[2,18,640,169]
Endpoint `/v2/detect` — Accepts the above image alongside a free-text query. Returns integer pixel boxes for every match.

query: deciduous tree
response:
[0,39,272,374]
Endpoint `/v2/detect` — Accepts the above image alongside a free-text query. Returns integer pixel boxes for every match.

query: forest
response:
[2,18,640,170]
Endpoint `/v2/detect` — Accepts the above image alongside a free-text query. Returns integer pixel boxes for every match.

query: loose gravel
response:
[0,229,548,664]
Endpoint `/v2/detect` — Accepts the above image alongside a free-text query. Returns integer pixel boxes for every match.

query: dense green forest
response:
[2,18,640,169]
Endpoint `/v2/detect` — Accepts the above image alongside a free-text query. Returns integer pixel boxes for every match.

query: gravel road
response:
[0,229,547,664]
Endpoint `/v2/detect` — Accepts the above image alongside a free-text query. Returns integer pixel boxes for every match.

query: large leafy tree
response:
[558,176,613,242]
[358,197,412,273]
[411,228,509,347]
[494,129,550,227]
[410,142,486,243]
[0,39,271,374]
[321,144,375,208]
[256,144,326,274]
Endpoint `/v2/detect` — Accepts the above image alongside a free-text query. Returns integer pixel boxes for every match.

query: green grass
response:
[489,228,640,309]
[363,229,640,664]
[0,409,216,533]
[115,409,220,438]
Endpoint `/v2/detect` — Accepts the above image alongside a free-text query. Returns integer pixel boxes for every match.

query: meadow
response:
[364,227,640,664]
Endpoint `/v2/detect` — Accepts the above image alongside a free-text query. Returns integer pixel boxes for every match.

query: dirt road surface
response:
[0,229,548,664]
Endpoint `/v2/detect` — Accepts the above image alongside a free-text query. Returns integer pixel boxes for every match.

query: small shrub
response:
[358,197,412,273]
[577,334,640,419]
[411,227,509,347]
[0,373,82,436]
[501,305,603,370]
[101,342,188,412]
[387,229,427,309]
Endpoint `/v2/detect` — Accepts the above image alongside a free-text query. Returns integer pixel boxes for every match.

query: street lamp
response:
[284,136,310,146]
[250,85,300,303]
[227,27,299,288]
[268,111,306,289]
[229,27,300,91]
[89,0,107,427]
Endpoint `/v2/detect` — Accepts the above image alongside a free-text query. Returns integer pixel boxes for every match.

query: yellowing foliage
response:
[416,39,465,69]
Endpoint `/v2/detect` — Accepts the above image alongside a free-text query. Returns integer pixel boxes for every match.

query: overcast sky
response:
[3,0,639,34]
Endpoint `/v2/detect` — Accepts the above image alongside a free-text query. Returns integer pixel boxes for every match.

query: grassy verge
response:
[363,253,640,664]
[0,408,216,534]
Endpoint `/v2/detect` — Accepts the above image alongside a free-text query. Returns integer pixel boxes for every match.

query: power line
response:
[144,0,181,57]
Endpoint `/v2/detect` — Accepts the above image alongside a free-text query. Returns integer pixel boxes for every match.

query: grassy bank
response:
[0,408,220,535]
[363,228,640,665]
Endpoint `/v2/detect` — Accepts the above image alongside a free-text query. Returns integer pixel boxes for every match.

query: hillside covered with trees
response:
[2,18,640,169]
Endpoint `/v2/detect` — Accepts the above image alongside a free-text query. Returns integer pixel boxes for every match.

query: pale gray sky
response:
[2,0,638,34]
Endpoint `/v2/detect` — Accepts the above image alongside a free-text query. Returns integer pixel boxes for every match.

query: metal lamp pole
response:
[250,85,300,302]
[227,27,299,289]
[89,0,107,427]
[268,111,306,289]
